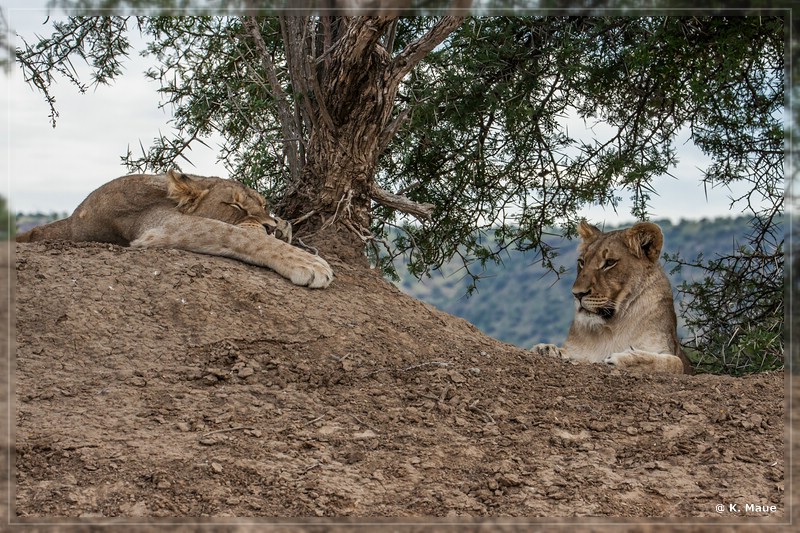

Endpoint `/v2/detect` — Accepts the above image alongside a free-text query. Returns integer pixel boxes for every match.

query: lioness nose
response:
[573,289,590,301]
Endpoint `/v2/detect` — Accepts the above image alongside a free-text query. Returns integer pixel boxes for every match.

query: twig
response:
[291,210,317,226]
[403,361,451,372]
[350,413,380,434]
[419,393,441,402]
[469,400,495,424]
[302,413,327,427]
[296,238,319,256]
[301,462,321,474]
[200,426,255,438]
[63,443,100,451]
[439,385,450,403]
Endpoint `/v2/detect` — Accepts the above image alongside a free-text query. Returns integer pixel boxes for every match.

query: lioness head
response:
[166,170,292,242]
[571,221,664,327]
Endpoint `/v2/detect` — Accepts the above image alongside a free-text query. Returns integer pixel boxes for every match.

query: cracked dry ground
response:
[9,241,788,529]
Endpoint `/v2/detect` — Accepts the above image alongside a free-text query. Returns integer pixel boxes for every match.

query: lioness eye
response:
[228,202,245,211]
[602,259,617,269]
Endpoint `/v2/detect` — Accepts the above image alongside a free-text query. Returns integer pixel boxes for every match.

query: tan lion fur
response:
[533,221,692,374]
[16,170,333,289]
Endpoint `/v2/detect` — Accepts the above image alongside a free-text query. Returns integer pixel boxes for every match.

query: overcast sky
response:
[3,4,770,224]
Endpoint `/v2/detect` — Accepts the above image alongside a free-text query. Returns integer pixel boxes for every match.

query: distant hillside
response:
[15,212,69,236]
[393,216,761,349]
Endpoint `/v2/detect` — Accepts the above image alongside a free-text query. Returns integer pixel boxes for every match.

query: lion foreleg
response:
[603,350,684,374]
[130,215,333,288]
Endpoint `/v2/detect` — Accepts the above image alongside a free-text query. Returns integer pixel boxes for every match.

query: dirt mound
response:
[10,241,788,527]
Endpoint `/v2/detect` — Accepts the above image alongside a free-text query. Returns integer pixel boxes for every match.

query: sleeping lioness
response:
[533,221,692,374]
[16,170,333,289]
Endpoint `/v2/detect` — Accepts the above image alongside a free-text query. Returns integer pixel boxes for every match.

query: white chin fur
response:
[574,310,607,329]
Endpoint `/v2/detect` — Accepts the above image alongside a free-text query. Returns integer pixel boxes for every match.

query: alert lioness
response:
[533,221,692,374]
[16,170,333,289]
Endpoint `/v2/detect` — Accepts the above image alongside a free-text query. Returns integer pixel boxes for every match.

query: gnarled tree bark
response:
[240,10,465,266]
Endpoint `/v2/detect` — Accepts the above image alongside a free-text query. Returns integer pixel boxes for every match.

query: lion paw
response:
[604,351,684,374]
[532,343,565,360]
[286,254,334,289]
[604,351,647,369]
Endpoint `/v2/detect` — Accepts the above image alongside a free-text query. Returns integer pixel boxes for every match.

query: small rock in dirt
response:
[267,440,289,453]
[468,367,481,376]
[682,402,703,415]
[176,422,191,432]
[498,473,522,487]
[587,420,608,431]
[157,480,171,489]
[449,371,467,384]
[120,501,148,516]
[128,376,147,387]
[238,367,255,378]
[206,367,228,379]
[344,451,364,464]
[211,462,223,473]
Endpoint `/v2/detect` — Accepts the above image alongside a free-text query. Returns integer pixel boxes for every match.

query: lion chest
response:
[564,293,675,361]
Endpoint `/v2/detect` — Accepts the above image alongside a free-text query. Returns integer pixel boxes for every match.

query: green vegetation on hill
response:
[394,216,761,351]
[0,197,13,240]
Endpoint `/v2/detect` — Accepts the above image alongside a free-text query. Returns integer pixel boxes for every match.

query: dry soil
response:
[7,241,792,531]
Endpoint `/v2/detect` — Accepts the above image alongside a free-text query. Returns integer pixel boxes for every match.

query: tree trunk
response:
[282,17,397,266]
[243,14,462,267]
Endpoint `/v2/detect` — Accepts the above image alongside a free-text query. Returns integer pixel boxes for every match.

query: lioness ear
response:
[166,170,209,213]
[577,220,602,243]
[625,222,663,263]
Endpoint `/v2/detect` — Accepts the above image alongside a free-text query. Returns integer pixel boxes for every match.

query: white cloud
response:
[4,6,221,213]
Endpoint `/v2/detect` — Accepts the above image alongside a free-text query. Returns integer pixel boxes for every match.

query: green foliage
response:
[16,16,133,127]
[0,196,12,240]
[668,215,785,376]
[379,17,783,283]
[15,11,785,375]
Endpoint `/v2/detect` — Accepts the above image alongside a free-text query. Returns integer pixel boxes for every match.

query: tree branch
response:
[336,16,395,70]
[378,108,410,155]
[389,16,464,87]
[370,184,435,221]
[241,15,303,183]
